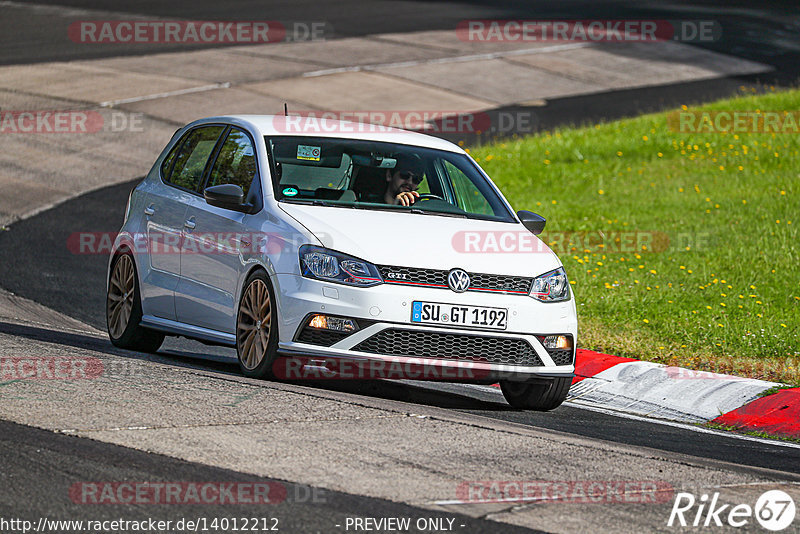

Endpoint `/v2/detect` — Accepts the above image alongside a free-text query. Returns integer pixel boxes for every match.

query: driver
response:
[384,154,424,206]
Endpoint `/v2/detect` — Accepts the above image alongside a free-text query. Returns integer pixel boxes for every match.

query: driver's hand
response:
[396,190,419,206]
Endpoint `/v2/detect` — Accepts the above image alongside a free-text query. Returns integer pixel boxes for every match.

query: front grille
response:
[352,329,543,367]
[378,265,532,295]
[546,348,574,366]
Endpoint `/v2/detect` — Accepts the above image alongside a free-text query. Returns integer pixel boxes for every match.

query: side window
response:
[166,126,225,191]
[160,141,179,181]
[443,161,494,216]
[206,128,258,196]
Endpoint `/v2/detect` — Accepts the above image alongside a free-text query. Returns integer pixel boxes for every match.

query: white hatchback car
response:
[106,116,577,410]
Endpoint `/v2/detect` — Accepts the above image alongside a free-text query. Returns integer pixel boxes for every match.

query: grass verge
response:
[470,87,799,385]
[703,422,800,443]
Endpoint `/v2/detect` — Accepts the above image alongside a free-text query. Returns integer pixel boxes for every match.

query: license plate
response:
[411,301,508,330]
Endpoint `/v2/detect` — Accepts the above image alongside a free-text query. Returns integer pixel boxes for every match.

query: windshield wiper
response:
[280,198,354,208]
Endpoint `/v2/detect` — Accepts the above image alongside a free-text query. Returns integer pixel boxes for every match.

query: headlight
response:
[299,245,383,287]
[530,267,570,302]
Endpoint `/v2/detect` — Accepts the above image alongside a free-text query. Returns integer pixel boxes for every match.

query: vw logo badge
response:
[447,269,471,293]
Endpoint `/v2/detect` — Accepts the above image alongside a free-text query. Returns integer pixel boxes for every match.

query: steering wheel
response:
[416,194,444,202]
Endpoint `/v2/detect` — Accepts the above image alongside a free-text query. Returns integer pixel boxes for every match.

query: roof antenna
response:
[284,103,288,116]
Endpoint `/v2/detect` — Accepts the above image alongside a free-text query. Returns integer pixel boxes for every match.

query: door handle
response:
[184,218,196,230]
[144,205,155,216]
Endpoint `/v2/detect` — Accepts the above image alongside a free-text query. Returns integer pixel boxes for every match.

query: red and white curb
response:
[569,349,800,438]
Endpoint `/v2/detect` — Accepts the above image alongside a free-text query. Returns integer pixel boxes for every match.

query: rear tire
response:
[106,252,164,353]
[236,270,279,379]
[500,376,571,411]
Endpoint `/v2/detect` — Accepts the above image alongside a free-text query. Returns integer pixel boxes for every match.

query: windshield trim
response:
[266,135,516,223]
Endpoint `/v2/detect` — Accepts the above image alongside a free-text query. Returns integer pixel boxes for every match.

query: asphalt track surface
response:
[1,179,799,479]
[4,0,800,87]
[2,0,799,144]
[0,419,539,533]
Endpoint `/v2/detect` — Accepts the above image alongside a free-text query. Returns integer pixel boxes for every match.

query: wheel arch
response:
[236,260,281,319]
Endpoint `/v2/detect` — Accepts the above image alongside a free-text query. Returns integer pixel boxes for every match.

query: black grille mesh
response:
[546,348,574,366]
[296,328,351,347]
[378,265,531,295]
[352,329,543,366]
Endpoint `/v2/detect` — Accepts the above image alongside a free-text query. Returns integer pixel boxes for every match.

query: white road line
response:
[301,43,591,77]
[99,82,231,108]
[461,383,800,450]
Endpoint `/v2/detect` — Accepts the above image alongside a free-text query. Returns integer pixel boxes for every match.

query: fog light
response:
[308,314,356,332]
[542,335,572,350]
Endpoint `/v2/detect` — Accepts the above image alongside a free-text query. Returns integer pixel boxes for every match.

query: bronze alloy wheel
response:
[106,252,164,353]
[236,272,277,377]
[107,253,135,339]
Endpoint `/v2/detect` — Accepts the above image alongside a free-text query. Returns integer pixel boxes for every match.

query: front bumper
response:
[273,273,577,381]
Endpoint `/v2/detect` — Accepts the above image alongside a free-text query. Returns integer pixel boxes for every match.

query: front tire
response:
[236,270,278,379]
[106,252,164,353]
[500,377,571,411]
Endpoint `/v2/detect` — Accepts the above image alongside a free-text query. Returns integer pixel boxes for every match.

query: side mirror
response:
[517,210,546,235]
[204,184,247,212]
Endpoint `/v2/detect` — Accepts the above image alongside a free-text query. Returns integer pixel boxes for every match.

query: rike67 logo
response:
[668,490,796,531]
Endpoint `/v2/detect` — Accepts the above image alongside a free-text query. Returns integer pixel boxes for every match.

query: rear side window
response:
[163,126,225,191]
[206,128,258,197]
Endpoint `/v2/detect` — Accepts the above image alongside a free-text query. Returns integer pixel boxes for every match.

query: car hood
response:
[278,203,562,277]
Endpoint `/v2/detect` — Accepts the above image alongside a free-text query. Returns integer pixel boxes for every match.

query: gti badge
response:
[447,269,471,293]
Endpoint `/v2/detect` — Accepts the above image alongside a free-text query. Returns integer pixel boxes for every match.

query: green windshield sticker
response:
[282,187,298,197]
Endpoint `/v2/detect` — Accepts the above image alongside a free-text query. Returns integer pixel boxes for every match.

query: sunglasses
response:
[397,171,423,184]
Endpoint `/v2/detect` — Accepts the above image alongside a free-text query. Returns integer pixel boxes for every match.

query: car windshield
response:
[265,136,515,222]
